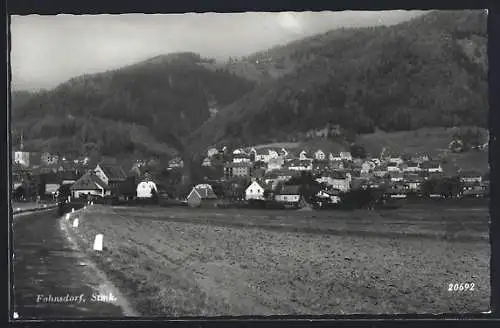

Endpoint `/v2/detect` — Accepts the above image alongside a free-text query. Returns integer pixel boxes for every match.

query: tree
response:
[350,144,367,159]
[37,175,47,198]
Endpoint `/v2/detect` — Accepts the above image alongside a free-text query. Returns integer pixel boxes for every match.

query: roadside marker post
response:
[93,234,103,251]
[73,218,79,228]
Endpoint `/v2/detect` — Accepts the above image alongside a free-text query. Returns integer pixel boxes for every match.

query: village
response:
[11,139,490,210]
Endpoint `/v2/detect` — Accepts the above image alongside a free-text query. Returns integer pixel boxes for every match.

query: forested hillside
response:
[11,52,255,158]
[189,10,488,153]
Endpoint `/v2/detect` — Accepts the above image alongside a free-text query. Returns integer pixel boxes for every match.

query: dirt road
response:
[11,207,135,319]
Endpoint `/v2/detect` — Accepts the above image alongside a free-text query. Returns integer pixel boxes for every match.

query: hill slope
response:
[11,52,255,158]
[189,10,488,154]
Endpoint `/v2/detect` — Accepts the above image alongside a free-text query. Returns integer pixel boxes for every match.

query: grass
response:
[63,204,490,316]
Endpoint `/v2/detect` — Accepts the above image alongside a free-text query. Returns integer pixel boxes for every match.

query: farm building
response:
[186,184,218,208]
[70,171,111,199]
[94,163,128,189]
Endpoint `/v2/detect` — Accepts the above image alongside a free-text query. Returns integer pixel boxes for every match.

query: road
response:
[11,207,131,319]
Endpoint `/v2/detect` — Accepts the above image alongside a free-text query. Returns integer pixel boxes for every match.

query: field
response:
[63,204,490,316]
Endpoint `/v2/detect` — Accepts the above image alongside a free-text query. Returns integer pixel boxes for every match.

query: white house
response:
[459,171,483,184]
[390,172,404,183]
[388,154,404,165]
[287,159,313,171]
[316,172,350,192]
[316,190,341,204]
[14,151,30,167]
[252,148,272,163]
[340,152,352,161]
[266,158,284,172]
[268,149,280,160]
[207,147,219,158]
[202,157,212,167]
[420,161,443,173]
[299,150,311,161]
[387,162,401,173]
[403,161,421,173]
[314,150,326,161]
[275,185,301,204]
[233,154,251,163]
[136,181,158,199]
[361,160,375,174]
[329,152,342,162]
[233,148,248,155]
[245,181,265,201]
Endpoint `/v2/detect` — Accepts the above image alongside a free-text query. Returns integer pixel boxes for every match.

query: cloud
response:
[10,11,425,91]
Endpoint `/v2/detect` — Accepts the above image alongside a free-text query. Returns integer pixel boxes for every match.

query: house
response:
[403,175,423,191]
[168,157,184,169]
[207,147,219,158]
[460,181,487,198]
[371,158,381,166]
[41,152,59,165]
[136,180,158,199]
[373,165,389,178]
[13,150,30,167]
[420,161,443,173]
[299,150,311,161]
[287,159,313,171]
[266,158,284,172]
[275,185,302,206]
[389,171,404,183]
[245,181,266,201]
[403,161,421,173]
[202,157,212,167]
[268,149,280,160]
[315,190,341,204]
[313,161,330,174]
[329,161,344,170]
[361,160,375,174]
[224,162,253,179]
[329,152,342,162]
[413,153,430,163]
[186,184,218,207]
[59,170,80,185]
[340,152,352,161]
[70,171,111,199]
[233,154,252,163]
[458,171,483,184]
[232,148,246,155]
[387,153,404,165]
[94,163,128,190]
[386,185,407,199]
[314,150,326,161]
[263,172,279,188]
[316,171,350,192]
[387,162,401,173]
[252,148,272,163]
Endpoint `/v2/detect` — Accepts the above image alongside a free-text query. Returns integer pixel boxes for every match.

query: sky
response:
[10,11,425,91]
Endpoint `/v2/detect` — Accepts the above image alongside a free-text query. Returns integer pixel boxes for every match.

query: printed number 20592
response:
[448,283,475,292]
